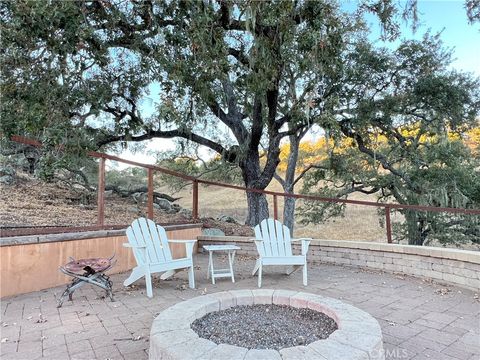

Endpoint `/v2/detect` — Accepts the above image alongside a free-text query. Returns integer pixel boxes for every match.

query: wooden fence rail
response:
[7,135,480,243]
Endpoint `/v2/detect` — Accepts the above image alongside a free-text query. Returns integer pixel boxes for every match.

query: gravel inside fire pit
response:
[191,304,338,350]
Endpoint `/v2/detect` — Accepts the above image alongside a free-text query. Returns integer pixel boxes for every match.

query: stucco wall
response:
[197,236,480,291]
[0,224,202,298]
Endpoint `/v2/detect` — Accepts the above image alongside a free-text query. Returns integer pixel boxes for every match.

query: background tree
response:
[299,35,480,245]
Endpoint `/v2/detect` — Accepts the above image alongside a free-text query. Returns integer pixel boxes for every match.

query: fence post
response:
[97,157,106,226]
[385,205,392,243]
[192,180,199,220]
[273,194,278,221]
[147,168,154,220]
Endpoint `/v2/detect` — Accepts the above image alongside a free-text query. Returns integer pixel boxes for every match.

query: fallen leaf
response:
[35,314,47,323]
[434,288,451,296]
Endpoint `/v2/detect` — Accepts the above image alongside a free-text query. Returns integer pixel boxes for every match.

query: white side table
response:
[203,245,241,284]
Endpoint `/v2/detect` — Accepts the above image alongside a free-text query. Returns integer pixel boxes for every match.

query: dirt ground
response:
[0,172,254,236]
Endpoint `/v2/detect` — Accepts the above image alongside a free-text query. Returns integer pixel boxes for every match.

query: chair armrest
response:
[167,240,197,244]
[253,239,265,258]
[123,243,146,248]
[167,240,196,258]
[292,238,311,256]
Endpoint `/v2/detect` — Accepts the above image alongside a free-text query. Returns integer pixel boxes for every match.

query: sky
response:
[358,0,480,75]
[116,0,480,168]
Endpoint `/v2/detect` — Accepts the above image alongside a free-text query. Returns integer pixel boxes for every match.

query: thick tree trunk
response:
[245,191,269,226]
[283,193,296,233]
[280,133,302,235]
[405,210,428,246]
[241,150,270,226]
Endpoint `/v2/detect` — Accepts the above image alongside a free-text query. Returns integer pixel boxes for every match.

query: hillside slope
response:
[1,171,387,241]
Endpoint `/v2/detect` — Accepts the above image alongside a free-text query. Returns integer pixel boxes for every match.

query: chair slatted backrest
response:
[126,218,173,265]
[254,219,293,257]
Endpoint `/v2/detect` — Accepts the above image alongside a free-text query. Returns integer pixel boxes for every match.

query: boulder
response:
[202,228,225,237]
[217,215,238,224]
[0,166,15,177]
[156,198,173,211]
[0,166,15,185]
[132,192,146,203]
[79,204,95,210]
[179,208,192,218]
[0,175,14,185]
[128,206,140,214]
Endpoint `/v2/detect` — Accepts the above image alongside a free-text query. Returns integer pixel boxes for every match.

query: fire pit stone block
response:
[272,289,298,305]
[228,289,254,306]
[205,343,248,359]
[252,289,274,304]
[244,349,282,360]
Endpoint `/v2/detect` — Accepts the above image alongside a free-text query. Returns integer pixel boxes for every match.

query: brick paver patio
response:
[1,253,479,360]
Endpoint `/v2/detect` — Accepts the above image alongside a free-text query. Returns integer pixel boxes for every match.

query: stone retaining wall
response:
[197,236,480,291]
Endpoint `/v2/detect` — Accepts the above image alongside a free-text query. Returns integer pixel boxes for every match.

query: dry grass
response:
[158,179,396,242]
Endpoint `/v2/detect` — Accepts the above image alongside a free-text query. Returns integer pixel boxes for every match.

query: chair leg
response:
[123,267,143,286]
[160,269,176,280]
[252,259,261,276]
[188,265,195,289]
[303,263,308,286]
[286,265,300,275]
[258,263,262,288]
[145,268,153,298]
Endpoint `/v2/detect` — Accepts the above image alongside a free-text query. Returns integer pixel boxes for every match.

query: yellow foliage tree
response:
[278,125,480,174]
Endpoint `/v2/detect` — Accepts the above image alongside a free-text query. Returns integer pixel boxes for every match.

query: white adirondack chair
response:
[252,218,311,288]
[123,218,196,298]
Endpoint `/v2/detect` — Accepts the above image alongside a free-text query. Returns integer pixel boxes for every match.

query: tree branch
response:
[338,119,422,194]
[97,128,227,155]
[228,47,249,66]
[293,164,330,187]
[273,172,286,188]
[250,95,263,149]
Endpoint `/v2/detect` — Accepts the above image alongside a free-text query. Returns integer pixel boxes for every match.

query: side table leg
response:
[228,250,236,283]
[207,251,211,280]
[209,251,215,285]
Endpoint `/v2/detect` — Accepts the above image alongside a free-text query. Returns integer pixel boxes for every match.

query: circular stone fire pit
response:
[149,290,384,360]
